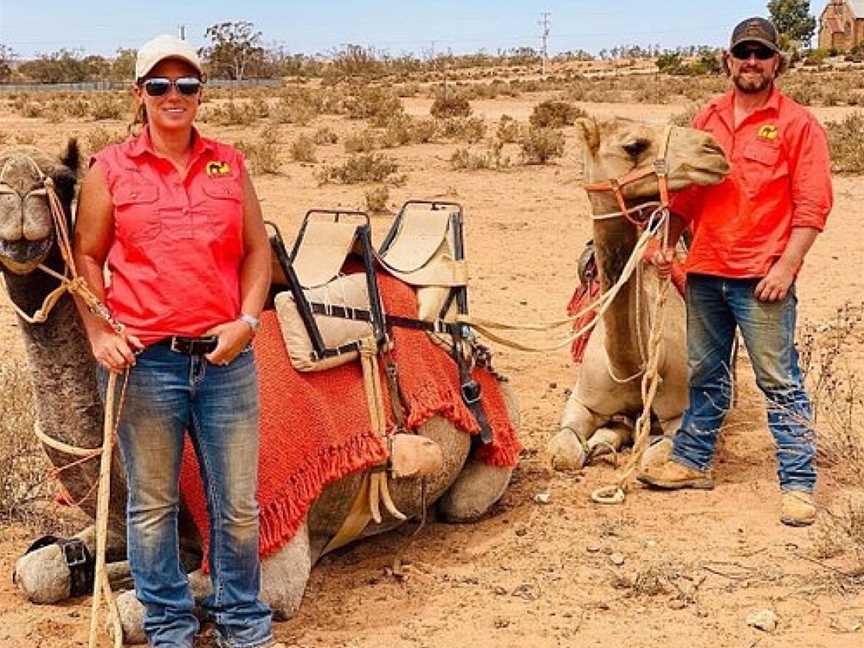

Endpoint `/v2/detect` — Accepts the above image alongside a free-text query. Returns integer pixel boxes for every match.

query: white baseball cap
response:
[135,35,203,80]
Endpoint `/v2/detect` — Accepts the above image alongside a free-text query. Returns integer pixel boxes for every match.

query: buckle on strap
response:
[653,159,669,177]
[461,379,482,405]
[61,538,89,569]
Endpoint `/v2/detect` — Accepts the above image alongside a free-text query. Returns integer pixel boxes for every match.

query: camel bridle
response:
[583,125,674,226]
[0,154,121,329]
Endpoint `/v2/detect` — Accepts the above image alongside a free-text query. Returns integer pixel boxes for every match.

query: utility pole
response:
[178,24,187,41]
[538,11,551,76]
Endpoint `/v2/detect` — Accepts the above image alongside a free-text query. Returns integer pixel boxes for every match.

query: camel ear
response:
[60,138,80,178]
[575,118,600,155]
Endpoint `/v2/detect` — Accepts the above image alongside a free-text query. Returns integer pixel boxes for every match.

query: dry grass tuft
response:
[520,126,565,164]
[430,92,472,119]
[811,497,864,569]
[825,112,864,174]
[799,301,864,483]
[85,126,126,157]
[203,101,258,127]
[495,115,523,144]
[437,116,486,143]
[670,105,699,127]
[364,185,390,213]
[290,134,317,163]
[235,127,283,174]
[89,94,126,121]
[0,361,50,525]
[529,100,586,128]
[313,126,338,145]
[344,128,381,153]
[346,86,403,127]
[317,153,404,185]
[450,141,511,171]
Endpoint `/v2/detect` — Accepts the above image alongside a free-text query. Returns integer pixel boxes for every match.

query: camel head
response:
[0,141,79,275]
[576,117,729,205]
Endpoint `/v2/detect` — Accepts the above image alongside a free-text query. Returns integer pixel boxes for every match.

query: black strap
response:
[452,337,494,445]
[18,535,94,597]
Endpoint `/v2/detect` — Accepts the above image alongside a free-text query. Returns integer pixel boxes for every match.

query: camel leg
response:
[13,524,126,604]
[438,462,513,522]
[586,421,633,463]
[638,415,681,470]
[115,522,312,644]
[548,393,605,471]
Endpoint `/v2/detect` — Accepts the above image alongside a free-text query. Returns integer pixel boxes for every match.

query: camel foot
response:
[116,589,147,645]
[547,427,587,472]
[586,424,632,463]
[13,525,125,604]
[438,460,513,522]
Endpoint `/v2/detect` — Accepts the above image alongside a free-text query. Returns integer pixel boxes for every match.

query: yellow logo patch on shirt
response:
[206,161,231,177]
[757,124,779,141]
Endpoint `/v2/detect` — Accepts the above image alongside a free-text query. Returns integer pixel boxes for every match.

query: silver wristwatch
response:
[238,313,261,334]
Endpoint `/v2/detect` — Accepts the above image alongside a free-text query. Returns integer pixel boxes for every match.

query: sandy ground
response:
[0,90,863,647]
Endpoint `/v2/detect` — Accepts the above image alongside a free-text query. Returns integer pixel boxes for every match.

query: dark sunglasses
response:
[731,44,776,61]
[141,76,202,97]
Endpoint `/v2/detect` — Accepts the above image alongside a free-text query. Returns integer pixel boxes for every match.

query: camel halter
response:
[0,153,125,648]
[583,125,674,226]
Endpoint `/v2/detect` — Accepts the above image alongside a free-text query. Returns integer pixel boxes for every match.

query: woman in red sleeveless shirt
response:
[72,35,281,648]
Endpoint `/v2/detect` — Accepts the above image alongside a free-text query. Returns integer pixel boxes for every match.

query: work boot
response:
[780,491,816,527]
[636,458,715,490]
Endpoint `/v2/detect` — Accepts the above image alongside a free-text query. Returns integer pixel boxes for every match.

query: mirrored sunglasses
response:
[731,44,776,61]
[141,77,202,97]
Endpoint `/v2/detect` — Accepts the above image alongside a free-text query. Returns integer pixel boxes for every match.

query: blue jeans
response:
[101,344,273,648]
[672,274,816,492]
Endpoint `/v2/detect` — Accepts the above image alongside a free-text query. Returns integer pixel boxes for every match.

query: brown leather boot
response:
[780,491,816,527]
[636,458,715,490]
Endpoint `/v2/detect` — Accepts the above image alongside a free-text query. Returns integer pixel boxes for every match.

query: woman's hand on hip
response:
[91,328,143,373]
[204,319,253,366]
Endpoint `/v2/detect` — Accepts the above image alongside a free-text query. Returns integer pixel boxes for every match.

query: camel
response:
[0,142,518,643]
[547,118,730,471]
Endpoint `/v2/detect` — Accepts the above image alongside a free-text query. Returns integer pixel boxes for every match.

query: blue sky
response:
[1,1,785,59]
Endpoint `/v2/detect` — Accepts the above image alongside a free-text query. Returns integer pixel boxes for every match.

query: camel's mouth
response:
[0,237,52,274]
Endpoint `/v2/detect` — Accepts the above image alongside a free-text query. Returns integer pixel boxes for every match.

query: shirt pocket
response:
[112,182,162,245]
[739,141,789,202]
[200,179,243,244]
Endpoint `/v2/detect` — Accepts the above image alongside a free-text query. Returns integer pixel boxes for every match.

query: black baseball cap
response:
[730,17,781,53]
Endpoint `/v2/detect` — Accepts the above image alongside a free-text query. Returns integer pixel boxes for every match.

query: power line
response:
[538,11,551,75]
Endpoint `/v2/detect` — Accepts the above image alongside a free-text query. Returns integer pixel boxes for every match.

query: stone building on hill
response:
[819,0,864,51]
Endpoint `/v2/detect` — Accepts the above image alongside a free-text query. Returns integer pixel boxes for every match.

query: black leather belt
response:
[155,335,218,355]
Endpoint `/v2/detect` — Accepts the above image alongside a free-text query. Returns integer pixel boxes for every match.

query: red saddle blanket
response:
[178,274,522,564]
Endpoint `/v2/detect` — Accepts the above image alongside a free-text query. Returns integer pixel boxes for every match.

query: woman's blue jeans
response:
[672,273,816,493]
[101,344,273,648]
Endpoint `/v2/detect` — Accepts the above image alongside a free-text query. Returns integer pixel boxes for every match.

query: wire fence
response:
[0,78,281,94]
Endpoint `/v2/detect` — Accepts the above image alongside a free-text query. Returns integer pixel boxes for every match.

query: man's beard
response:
[732,68,774,94]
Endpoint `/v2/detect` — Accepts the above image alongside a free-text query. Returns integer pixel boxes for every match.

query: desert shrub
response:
[825,112,864,174]
[670,105,699,127]
[290,134,317,163]
[364,185,390,212]
[811,497,864,567]
[0,361,48,523]
[19,99,44,118]
[409,118,438,144]
[313,126,338,145]
[381,114,417,148]
[204,101,257,126]
[529,100,585,128]
[89,94,126,121]
[346,86,403,126]
[86,126,125,156]
[496,115,523,143]
[520,126,565,164]
[317,153,403,185]
[249,96,270,118]
[271,91,318,125]
[344,128,381,153]
[437,116,486,143]
[53,96,89,119]
[450,141,511,171]
[235,127,282,174]
[799,303,864,483]
[430,92,472,119]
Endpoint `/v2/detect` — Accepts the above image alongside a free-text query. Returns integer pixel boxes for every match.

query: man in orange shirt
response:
[637,17,833,527]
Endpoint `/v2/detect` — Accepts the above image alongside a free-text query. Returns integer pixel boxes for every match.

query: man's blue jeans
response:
[672,273,816,492]
[101,344,273,648]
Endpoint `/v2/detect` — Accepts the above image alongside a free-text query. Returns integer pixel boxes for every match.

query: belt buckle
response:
[61,539,89,569]
[461,380,482,405]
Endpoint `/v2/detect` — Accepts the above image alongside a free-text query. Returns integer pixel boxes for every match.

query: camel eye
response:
[623,140,649,158]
